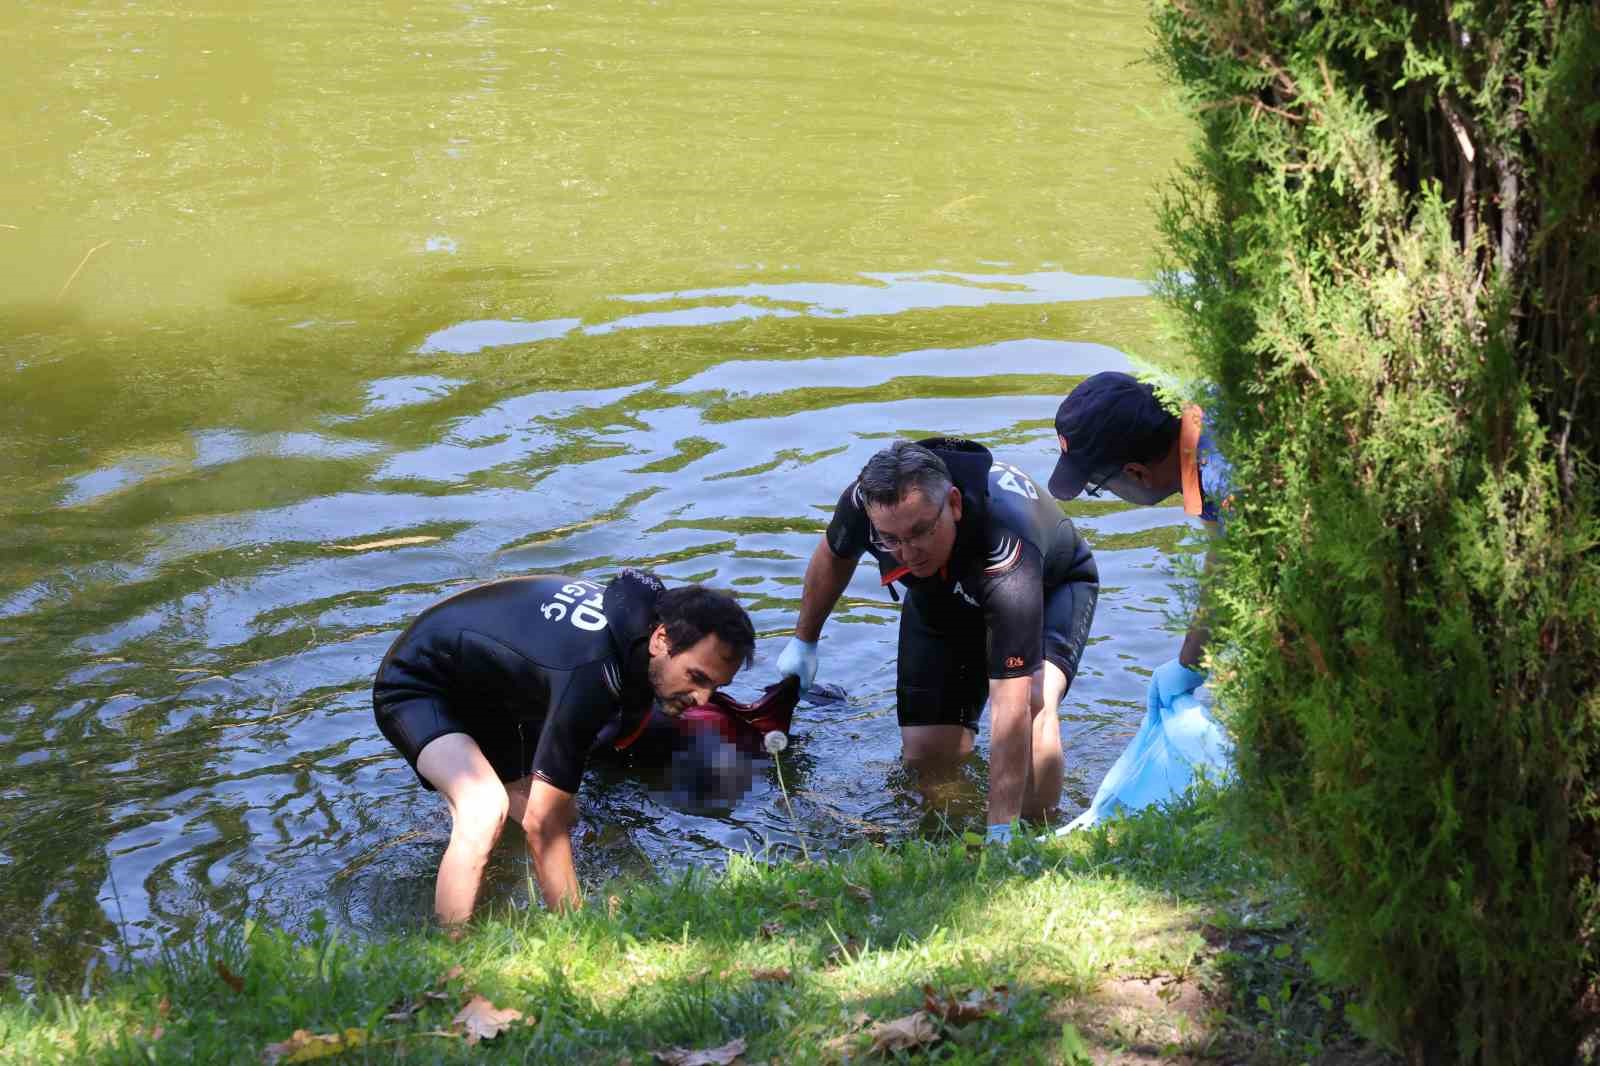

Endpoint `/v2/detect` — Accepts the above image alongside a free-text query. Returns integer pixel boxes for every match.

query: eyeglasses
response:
[1082,467,1121,498]
[869,493,949,553]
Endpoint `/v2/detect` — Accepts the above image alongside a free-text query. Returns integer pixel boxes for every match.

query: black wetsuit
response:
[826,438,1098,730]
[372,570,662,793]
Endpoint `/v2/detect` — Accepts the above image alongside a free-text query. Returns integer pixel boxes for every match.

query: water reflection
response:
[419,271,1150,355]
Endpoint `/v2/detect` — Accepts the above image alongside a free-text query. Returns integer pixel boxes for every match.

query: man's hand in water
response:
[776,636,818,695]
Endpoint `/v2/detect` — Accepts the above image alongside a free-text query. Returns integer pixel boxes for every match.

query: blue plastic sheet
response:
[1059,688,1233,834]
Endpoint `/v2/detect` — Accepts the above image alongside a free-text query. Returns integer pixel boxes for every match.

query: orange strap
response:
[1179,405,1204,518]
[881,565,912,586]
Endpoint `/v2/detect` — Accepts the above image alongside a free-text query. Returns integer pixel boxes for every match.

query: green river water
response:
[0,0,1194,986]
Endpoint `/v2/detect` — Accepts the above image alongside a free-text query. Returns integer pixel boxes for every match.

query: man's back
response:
[374,575,623,727]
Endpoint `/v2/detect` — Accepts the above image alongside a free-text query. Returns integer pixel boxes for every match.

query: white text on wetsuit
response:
[541,580,607,631]
[992,461,1039,500]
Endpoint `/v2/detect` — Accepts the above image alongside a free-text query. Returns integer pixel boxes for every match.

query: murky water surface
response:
[0,0,1196,980]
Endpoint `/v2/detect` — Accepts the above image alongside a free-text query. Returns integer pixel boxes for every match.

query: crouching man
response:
[776,439,1098,840]
[373,568,755,922]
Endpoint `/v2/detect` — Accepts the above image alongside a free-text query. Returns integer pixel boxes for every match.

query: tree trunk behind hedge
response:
[1150,2,1600,1061]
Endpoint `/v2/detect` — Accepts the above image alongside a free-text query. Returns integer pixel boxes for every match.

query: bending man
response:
[373,569,755,922]
[1046,371,1232,712]
[777,439,1098,840]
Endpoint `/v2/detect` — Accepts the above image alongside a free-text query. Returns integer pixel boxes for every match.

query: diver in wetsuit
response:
[776,439,1098,841]
[373,569,755,922]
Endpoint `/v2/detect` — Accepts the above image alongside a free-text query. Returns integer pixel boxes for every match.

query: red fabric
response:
[679,675,801,754]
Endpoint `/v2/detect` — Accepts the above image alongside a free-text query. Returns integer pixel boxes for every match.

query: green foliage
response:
[0,796,1380,1064]
[1150,0,1600,1061]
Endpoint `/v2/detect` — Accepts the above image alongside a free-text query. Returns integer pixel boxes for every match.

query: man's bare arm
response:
[1179,533,1220,670]
[520,779,581,911]
[794,538,858,642]
[985,674,1035,828]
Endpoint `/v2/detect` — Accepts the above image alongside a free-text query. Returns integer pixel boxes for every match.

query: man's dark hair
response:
[654,586,756,667]
[856,441,953,510]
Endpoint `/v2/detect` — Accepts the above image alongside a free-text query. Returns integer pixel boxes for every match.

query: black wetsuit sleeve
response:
[530,661,617,794]
[980,539,1045,679]
[824,481,871,560]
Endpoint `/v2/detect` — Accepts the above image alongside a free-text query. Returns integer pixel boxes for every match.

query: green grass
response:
[0,791,1395,1064]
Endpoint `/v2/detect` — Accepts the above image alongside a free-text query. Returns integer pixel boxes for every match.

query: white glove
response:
[776,636,818,695]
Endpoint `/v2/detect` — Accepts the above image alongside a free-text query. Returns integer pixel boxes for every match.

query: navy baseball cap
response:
[1048,372,1178,499]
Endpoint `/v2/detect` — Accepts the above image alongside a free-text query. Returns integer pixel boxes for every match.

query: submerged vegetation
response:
[0,792,1395,1065]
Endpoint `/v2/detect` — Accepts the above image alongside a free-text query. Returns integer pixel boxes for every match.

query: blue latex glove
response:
[1147,658,1205,716]
[984,822,1014,845]
[776,636,818,695]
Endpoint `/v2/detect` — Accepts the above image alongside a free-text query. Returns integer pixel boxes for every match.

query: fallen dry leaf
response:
[758,921,784,940]
[844,881,873,904]
[748,967,792,982]
[821,1013,872,1058]
[652,1036,747,1065]
[868,1011,940,1055]
[157,996,170,1017]
[921,984,1006,1025]
[436,965,465,985]
[788,891,821,912]
[452,994,525,1045]
[216,959,245,993]
[327,535,440,552]
[261,1028,366,1064]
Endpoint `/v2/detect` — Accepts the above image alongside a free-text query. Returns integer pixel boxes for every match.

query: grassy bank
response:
[2,793,1394,1064]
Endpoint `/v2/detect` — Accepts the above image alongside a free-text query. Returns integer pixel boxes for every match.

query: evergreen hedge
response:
[1149,1,1600,1061]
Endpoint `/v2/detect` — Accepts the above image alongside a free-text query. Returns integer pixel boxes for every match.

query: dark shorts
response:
[895,576,1099,732]
[373,690,536,791]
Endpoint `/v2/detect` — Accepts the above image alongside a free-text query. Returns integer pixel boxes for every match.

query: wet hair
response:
[856,441,953,510]
[654,585,756,668]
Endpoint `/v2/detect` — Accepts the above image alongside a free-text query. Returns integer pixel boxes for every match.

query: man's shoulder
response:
[837,478,867,514]
[979,461,1056,553]
[443,576,615,666]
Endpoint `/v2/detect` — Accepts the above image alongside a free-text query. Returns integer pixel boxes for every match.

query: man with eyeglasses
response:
[775,438,1099,842]
[1046,371,1233,717]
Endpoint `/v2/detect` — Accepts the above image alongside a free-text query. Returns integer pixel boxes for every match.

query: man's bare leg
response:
[900,724,975,765]
[416,733,510,925]
[1022,662,1069,822]
[900,724,976,807]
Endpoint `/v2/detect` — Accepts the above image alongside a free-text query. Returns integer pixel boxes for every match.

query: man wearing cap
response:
[1046,371,1233,714]
[373,569,756,922]
[775,438,1099,842]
